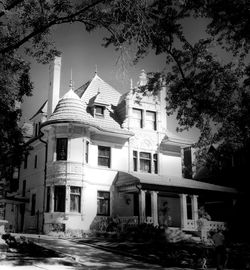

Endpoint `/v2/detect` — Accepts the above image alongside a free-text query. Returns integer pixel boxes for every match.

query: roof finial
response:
[69,68,73,90]
[95,64,98,75]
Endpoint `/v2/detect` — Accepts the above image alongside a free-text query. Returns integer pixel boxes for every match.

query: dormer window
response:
[95,105,105,117]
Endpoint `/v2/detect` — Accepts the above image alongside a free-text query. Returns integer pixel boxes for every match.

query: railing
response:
[185,219,197,231]
[119,216,139,229]
[206,220,226,231]
[184,219,226,232]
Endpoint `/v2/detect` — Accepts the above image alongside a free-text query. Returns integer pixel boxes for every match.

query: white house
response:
[4,56,238,235]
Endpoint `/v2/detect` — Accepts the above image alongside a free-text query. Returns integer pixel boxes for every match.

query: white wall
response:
[69,137,84,162]
[160,154,182,177]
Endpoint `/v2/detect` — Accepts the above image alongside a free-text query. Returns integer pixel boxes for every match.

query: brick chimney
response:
[47,56,61,118]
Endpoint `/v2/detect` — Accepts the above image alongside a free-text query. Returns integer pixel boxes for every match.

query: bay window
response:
[133,151,158,174]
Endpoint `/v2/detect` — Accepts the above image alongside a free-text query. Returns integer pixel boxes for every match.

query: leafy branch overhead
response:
[0,0,250,179]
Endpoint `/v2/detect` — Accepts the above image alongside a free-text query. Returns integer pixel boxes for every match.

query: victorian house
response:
[4,56,238,235]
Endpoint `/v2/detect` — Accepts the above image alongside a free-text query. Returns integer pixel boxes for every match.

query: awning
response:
[115,171,238,195]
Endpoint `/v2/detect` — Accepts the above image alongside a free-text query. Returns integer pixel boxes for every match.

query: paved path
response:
[3,234,220,270]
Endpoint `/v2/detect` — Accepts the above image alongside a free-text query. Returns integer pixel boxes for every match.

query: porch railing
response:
[184,219,226,232]
[206,220,226,231]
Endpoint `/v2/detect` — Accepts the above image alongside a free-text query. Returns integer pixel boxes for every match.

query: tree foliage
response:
[0,0,250,186]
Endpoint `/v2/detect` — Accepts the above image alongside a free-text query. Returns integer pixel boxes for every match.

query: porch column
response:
[179,194,187,229]
[191,195,199,229]
[65,185,70,213]
[139,190,146,223]
[150,191,158,226]
[50,185,54,213]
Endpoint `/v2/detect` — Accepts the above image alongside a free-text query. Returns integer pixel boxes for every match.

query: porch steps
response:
[182,229,201,243]
[166,227,201,243]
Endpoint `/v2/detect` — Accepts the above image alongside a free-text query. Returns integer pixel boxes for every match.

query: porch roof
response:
[115,171,238,195]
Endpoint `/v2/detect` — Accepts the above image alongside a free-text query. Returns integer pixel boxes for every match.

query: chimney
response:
[47,56,61,118]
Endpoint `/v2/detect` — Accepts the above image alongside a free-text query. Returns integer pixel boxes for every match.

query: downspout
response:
[39,131,48,234]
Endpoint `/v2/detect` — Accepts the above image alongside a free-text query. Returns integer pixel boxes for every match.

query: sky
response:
[21,19,205,142]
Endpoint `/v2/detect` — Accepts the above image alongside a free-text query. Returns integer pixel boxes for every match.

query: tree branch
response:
[0,0,106,54]
[0,0,24,17]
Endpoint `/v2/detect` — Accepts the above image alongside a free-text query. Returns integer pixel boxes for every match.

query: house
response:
[4,56,238,235]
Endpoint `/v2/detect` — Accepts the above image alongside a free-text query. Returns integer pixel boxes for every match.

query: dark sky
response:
[21,18,209,141]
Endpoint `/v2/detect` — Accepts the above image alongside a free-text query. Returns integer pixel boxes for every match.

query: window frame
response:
[54,185,66,212]
[85,140,89,164]
[133,151,158,174]
[70,186,81,213]
[132,108,143,128]
[46,187,50,212]
[98,146,111,168]
[133,151,138,171]
[153,153,158,174]
[31,193,36,216]
[95,105,105,117]
[24,153,28,169]
[140,152,152,173]
[97,191,110,216]
[22,180,26,197]
[145,110,157,130]
[34,155,37,169]
[56,138,68,161]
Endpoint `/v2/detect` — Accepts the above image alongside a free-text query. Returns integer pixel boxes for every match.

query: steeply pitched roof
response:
[42,74,133,136]
[29,100,47,120]
[78,74,121,106]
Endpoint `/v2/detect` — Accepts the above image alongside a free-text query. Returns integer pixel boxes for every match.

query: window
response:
[70,186,81,213]
[133,151,158,174]
[145,111,156,130]
[56,138,68,160]
[132,108,143,128]
[98,146,111,168]
[24,154,28,169]
[140,152,151,173]
[95,105,104,117]
[34,155,37,168]
[97,191,110,216]
[22,180,26,197]
[85,141,89,163]
[183,147,192,178]
[31,194,36,216]
[34,122,41,137]
[153,154,158,174]
[46,187,50,212]
[133,151,138,171]
[54,186,65,212]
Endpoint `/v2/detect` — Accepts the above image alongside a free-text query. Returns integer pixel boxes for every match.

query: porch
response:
[113,171,238,233]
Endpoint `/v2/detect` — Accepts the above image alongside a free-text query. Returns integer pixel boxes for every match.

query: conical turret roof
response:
[48,89,86,123]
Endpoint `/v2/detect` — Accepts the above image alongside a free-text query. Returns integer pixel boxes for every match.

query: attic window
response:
[95,105,105,117]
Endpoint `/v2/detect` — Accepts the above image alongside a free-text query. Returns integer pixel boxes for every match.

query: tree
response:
[1,0,250,188]
[105,0,250,188]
